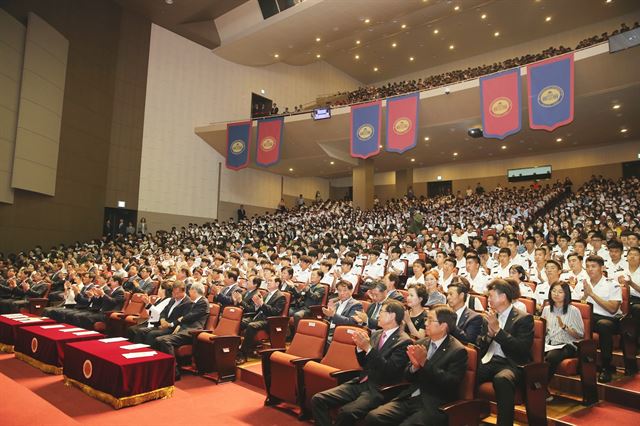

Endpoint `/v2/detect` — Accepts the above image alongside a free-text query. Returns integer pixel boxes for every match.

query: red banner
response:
[256,117,283,167]
[480,68,522,139]
[385,93,419,153]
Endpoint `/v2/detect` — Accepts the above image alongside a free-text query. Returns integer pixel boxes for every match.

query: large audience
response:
[1,175,639,424]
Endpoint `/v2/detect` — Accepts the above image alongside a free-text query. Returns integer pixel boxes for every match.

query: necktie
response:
[377,331,387,350]
[372,303,381,319]
[264,292,272,305]
[482,314,502,364]
[411,342,438,397]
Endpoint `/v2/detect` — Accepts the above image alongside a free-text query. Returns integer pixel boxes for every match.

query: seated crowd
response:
[0,175,638,425]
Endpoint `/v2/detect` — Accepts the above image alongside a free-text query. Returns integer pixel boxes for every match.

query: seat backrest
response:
[281,291,291,316]
[571,301,592,338]
[123,293,146,315]
[621,284,630,315]
[41,282,52,298]
[206,303,221,330]
[360,300,371,313]
[470,292,488,311]
[518,297,536,315]
[150,281,159,295]
[287,319,329,359]
[214,305,242,335]
[398,289,409,302]
[321,326,361,370]
[532,318,546,363]
[459,345,479,400]
[319,283,330,306]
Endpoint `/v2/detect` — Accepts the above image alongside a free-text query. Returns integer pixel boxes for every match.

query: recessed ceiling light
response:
[354,54,360,59]
[260,89,265,94]
[273,53,279,58]
[392,42,397,47]
[453,152,458,156]
[165,0,173,4]
[545,16,552,22]
[356,40,361,44]
[424,136,430,141]
[364,18,370,24]
[605,0,612,3]
[454,5,460,11]
[494,31,500,37]
[330,161,335,165]
[612,104,621,109]
[373,67,378,71]
[481,14,487,19]
[379,144,383,148]
[620,128,628,133]
[437,175,442,180]
[316,54,321,58]
[433,29,439,34]
[556,138,563,142]
[501,145,507,149]
[411,158,416,162]
[401,24,407,29]
[315,37,321,42]
[289,168,294,172]
[449,44,455,50]
[409,56,414,61]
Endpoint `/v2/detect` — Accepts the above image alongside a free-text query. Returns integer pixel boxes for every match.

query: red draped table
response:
[63,338,175,409]
[14,324,104,374]
[0,313,56,353]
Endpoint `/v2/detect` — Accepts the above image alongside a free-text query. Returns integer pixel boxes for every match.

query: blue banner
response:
[527,53,574,131]
[226,121,252,170]
[350,101,382,159]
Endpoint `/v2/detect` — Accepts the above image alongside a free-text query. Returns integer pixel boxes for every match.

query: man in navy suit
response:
[212,270,241,307]
[447,279,483,345]
[74,275,126,329]
[323,280,362,346]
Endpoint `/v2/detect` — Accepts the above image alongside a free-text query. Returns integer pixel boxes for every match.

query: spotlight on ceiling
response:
[468,128,483,138]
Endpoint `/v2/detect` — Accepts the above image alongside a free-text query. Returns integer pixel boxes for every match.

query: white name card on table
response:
[73,330,100,336]
[41,324,66,329]
[99,337,128,343]
[59,327,84,333]
[15,318,44,322]
[120,343,149,350]
[3,314,27,318]
[122,351,157,359]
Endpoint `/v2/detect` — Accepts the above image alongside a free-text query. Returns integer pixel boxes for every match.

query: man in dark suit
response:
[74,275,126,330]
[447,279,483,344]
[212,270,241,307]
[236,277,286,364]
[311,300,411,426]
[124,267,154,294]
[131,280,192,345]
[232,276,260,318]
[155,283,210,379]
[323,280,362,345]
[0,271,48,313]
[290,269,326,330]
[477,279,534,426]
[365,306,468,425]
[385,273,406,303]
[352,281,388,330]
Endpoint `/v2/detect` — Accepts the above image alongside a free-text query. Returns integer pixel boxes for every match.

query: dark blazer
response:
[387,289,405,303]
[215,283,240,307]
[350,328,411,390]
[365,302,383,329]
[477,306,534,367]
[238,288,259,317]
[98,286,126,312]
[399,335,468,407]
[13,280,48,299]
[157,296,192,327]
[253,290,286,321]
[74,284,96,308]
[329,298,362,327]
[452,307,483,345]
[137,278,155,295]
[300,283,326,308]
[178,297,209,330]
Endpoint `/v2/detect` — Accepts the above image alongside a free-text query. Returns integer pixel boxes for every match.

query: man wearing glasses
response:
[311,300,410,426]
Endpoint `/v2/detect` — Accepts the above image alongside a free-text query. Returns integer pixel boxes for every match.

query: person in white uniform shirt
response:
[491,248,512,279]
[529,247,549,285]
[400,242,420,266]
[462,254,491,294]
[332,259,359,290]
[560,253,589,300]
[405,259,426,288]
[605,240,628,280]
[581,255,622,382]
[293,255,312,283]
[451,226,470,247]
[533,260,563,313]
[362,251,385,284]
[586,232,611,263]
[506,239,527,268]
[552,234,573,270]
[453,244,467,275]
[439,258,457,292]
[387,247,408,276]
[508,265,535,300]
[622,246,640,375]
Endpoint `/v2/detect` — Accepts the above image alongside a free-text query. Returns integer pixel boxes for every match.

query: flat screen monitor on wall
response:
[251,93,273,119]
[507,165,552,182]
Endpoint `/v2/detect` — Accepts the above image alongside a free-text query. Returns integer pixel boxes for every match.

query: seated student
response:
[509,265,535,299]
[365,306,468,426]
[446,279,482,345]
[477,279,534,426]
[561,252,589,300]
[622,246,640,374]
[533,259,563,313]
[311,301,411,426]
[404,284,428,340]
[405,260,426,288]
[541,281,584,390]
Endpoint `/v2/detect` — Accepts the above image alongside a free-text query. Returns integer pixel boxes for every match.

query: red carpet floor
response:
[559,401,640,425]
[0,353,304,426]
[608,375,640,392]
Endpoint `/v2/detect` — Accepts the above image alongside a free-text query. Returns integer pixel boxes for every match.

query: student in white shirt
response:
[561,253,589,300]
[405,259,426,288]
[623,246,640,374]
[491,248,512,279]
[606,240,628,280]
[508,265,535,300]
[462,254,491,294]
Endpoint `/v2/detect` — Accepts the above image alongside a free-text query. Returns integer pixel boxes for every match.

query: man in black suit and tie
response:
[232,276,260,318]
[0,271,48,313]
[447,280,483,344]
[385,273,406,303]
[365,306,468,425]
[236,277,286,364]
[155,283,210,379]
[322,280,362,345]
[352,281,388,330]
[74,275,126,330]
[124,267,154,294]
[477,279,534,426]
[212,270,241,307]
[290,269,326,330]
[131,280,192,345]
[311,300,411,426]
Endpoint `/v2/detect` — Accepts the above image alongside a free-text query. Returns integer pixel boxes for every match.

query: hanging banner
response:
[527,53,574,131]
[226,121,251,170]
[385,93,419,153]
[350,101,382,159]
[480,68,521,139]
[256,117,283,167]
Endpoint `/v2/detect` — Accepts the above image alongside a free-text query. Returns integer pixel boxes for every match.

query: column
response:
[352,159,374,210]
[395,168,414,199]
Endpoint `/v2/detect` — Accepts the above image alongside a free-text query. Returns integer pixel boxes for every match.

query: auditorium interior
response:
[1,0,640,425]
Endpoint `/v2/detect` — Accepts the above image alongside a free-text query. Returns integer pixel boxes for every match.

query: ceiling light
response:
[373,67,378,71]
[354,54,360,59]
[620,128,628,133]
[409,56,414,61]
[556,138,563,142]
[449,44,455,50]
[316,54,321,58]
[411,158,416,162]
[289,168,294,172]
[481,14,487,19]
[273,54,279,58]
[494,31,500,37]
[260,89,265,94]
[392,42,397,47]
[606,0,612,3]
[501,145,507,149]
[545,16,552,22]
[356,40,361,44]
[401,24,407,29]
[454,5,460,11]
[165,0,173,4]
[315,37,321,42]
[612,104,621,109]
[364,18,370,24]
[424,136,429,141]
[437,175,442,181]
[433,29,439,34]
[453,152,458,156]
[379,144,383,148]
[330,161,335,165]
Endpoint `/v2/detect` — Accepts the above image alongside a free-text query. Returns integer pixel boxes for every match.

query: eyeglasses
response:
[426,317,440,324]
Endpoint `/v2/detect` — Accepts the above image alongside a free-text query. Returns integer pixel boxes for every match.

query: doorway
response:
[103,207,137,238]
[427,180,452,197]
